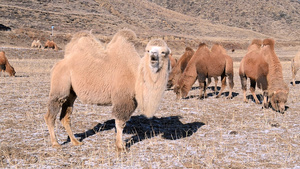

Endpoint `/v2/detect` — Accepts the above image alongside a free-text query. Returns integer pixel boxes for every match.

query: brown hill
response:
[0,0,299,54]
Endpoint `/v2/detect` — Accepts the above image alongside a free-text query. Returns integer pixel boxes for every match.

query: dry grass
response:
[0,47,299,168]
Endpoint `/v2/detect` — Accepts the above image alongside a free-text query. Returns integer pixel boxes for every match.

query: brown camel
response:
[167,47,195,89]
[44,40,59,50]
[239,39,269,105]
[44,29,170,150]
[174,43,234,99]
[0,51,16,77]
[262,38,289,113]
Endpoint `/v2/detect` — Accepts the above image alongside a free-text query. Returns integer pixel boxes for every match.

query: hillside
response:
[0,0,299,54]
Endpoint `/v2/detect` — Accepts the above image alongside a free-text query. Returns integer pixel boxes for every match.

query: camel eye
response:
[161,51,165,54]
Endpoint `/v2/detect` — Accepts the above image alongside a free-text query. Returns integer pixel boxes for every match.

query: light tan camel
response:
[291,51,300,86]
[31,40,43,49]
[44,29,170,151]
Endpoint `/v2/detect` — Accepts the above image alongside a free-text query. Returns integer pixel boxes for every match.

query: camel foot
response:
[243,100,248,103]
[72,140,83,146]
[226,96,233,99]
[52,142,61,148]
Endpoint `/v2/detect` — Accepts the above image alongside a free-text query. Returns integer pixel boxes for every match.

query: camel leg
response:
[240,75,248,103]
[60,91,82,146]
[214,77,218,94]
[227,74,234,99]
[262,91,269,108]
[197,75,206,99]
[216,75,226,98]
[250,79,260,104]
[292,66,297,86]
[115,119,126,151]
[44,98,62,147]
[112,96,137,151]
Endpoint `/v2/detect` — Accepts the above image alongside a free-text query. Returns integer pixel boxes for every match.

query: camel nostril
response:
[151,55,158,61]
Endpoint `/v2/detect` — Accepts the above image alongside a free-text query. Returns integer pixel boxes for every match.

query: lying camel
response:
[0,51,16,77]
[44,29,170,150]
[174,43,234,99]
[262,38,289,113]
[291,51,300,86]
[44,40,59,50]
[239,39,268,105]
[31,40,43,49]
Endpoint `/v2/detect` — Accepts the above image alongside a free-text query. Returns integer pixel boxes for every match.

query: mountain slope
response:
[0,0,299,53]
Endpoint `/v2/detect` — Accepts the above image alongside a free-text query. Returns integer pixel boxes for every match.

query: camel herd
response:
[31,39,59,50]
[1,28,300,150]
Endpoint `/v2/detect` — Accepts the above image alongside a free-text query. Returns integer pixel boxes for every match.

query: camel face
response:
[146,43,170,73]
[270,91,288,113]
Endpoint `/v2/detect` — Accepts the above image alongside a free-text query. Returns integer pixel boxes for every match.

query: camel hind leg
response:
[44,98,63,147]
[60,90,82,146]
[44,61,73,147]
[226,73,234,99]
[216,74,226,98]
[240,75,248,103]
[250,79,260,104]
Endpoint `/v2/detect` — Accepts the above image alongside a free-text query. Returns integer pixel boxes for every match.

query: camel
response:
[174,43,234,99]
[44,29,170,151]
[262,38,289,113]
[44,40,59,50]
[0,51,16,77]
[291,51,300,86]
[167,47,195,89]
[168,53,177,70]
[31,40,43,49]
[239,39,268,105]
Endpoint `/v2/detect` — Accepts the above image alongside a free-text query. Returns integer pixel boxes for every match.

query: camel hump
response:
[198,42,206,48]
[251,39,263,46]
[110,28,137,44]
[263,38,275,50]
[185,47,193,52]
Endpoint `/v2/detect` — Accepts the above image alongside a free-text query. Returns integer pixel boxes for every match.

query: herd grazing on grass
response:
[174,43,234,100]
[1,28,297,149]
[0,51,16,77]
[44,29,170,150]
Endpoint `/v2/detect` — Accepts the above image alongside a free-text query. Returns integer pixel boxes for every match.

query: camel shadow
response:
[183,90,239,100]
[290,81,300,85]
[246,94,263,103]
[65,115,205,148]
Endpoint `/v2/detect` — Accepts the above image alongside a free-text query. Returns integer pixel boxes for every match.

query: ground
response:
[0,46,299,168]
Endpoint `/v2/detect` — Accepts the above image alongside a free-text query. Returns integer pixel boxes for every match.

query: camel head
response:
[270,89,289,113]
[145,39,170,73]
